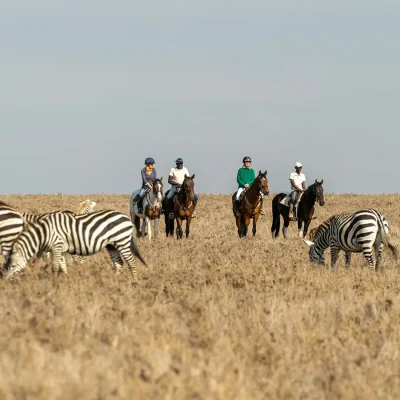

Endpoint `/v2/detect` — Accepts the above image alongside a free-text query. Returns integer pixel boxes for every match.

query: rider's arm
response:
[302,181,306,191]
[141,168,147,186]
[168,169,179,186]
[290,179,303,192]
[237,169,245,187]
[248,168,256,186]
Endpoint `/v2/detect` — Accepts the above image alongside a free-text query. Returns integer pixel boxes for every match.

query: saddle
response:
[279,192,304,207]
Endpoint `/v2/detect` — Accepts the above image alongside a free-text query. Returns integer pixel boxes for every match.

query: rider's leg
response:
[168,187,177,217]
[289,191,297,221]
[236,188,244,201]
[138,187,146,213]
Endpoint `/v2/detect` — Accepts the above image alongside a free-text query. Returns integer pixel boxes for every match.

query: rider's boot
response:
[289,203,297,221]
[138,197,144,214]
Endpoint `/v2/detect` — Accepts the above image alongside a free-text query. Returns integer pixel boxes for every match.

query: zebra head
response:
[4,244,29,280]
[304,240,325,264]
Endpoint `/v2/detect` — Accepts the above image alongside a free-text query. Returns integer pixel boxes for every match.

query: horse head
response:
[182,174,195,202]
[257,170,270,195]
[151,177,164,202]
[313,179,325,206]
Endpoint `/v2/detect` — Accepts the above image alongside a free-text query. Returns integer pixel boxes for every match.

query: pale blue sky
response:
[1,1,399,194]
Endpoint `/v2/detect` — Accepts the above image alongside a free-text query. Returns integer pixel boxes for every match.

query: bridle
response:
[177,178,194,209]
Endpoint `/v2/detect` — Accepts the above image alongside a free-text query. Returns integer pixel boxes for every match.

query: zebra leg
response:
[374,243,384,271]
[106,245,124,276]
[361,247,375,268]
[330,247,340,270]
[345,252,352,268]
[51,247,65,275]
[117,245,138,286]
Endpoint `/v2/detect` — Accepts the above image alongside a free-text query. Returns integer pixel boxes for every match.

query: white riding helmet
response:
[294,162,303,168]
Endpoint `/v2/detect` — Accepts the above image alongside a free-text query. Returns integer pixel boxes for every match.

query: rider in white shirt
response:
[166,158,198,217]
[289,162,306,221]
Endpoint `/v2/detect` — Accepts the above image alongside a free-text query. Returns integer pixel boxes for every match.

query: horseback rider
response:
[289,161,306,221]
[165,158,198,218]
[235,156,265,215]
[133,157,158,214]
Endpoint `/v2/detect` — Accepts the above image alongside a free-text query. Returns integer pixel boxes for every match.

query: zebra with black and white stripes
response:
[5,210,147,284]
[305,209,397,270]
[0,201,24,264]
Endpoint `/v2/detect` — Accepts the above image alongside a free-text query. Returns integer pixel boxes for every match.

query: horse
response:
[271,179,325,239]
[232,171,269,238]
[129,178,163,240]
[164,174,196,240]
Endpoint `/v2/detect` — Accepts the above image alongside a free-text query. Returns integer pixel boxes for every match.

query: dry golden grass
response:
[0,193,400,399]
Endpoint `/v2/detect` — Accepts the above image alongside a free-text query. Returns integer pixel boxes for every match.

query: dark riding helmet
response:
[145,157,155,165]
[175,158,184,164]
[243,156,252,163]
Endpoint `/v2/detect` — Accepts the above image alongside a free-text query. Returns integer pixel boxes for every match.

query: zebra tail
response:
[130,236,148,267]
[375,209,398,261]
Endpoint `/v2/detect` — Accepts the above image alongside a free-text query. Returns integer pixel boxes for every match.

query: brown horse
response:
[173,174,196,240]
[232,171,269,237]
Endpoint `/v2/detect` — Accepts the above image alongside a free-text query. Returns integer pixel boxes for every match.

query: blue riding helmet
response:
[145,157,155,165]
[175,158,184,164]
[243,156,252,163]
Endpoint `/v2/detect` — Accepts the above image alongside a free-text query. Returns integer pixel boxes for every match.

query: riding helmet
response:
[145,157,155,165]
[175,158,184,164]
[243,156,252,163]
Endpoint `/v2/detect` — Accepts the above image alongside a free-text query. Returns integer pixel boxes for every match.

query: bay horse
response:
[271,179,325,239]
[232,171,269,238]
[170,174,196,240]
[130,178,163,240]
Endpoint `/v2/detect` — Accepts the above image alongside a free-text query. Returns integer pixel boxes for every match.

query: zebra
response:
[304,209,397,270]
[4,210,147,284]
[0,201,24,264]
[73,200,97,264]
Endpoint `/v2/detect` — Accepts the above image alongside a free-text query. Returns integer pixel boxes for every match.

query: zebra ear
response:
[304,240,314,246]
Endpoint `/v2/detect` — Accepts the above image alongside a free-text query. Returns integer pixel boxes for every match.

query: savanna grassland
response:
[0,193,400,400]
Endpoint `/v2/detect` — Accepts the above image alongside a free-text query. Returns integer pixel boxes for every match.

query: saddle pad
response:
[279,195,291,207]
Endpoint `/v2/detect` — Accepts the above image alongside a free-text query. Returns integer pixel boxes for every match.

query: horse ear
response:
[314,179,318,184]
[184,174,187,179]
[159,177,163,182]
[191,174,195,180]
[320,179,323,185]
[263,170,267,176]
[150,178,155,183]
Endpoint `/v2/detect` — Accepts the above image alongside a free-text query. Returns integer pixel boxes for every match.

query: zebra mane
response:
[0,200,13,208]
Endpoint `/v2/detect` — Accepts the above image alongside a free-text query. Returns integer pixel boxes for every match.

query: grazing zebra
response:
[304,209,397,270]
[5,210,147,284]
[0,201,24,264]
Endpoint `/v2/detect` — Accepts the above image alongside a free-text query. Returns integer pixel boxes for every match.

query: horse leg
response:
[176,217,183,240]
[134,216,141,238]
[141,218,146,237]
[154,218,159,239]
[145,216,152,241]
[252,214,259,236]
[303,218,312,238]
[242,216,250,237]
[283,212,290,239]
[185,216,192,238]
[298,219,304,238]
[236,216,242,237]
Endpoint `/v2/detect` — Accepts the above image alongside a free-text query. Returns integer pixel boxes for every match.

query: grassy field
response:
[0,193,399,399]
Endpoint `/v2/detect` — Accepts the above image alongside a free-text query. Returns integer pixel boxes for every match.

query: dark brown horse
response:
[232,171,269,237]
[163,175,196,239]
[271,180,325,239]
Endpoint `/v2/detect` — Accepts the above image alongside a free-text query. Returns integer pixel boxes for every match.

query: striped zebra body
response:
[73,200,97,264]
[6,210,147,284]
[0,202,24,264]
[308,209,397,269]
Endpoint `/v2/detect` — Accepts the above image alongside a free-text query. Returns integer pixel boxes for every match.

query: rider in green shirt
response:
[235,156,265,215]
